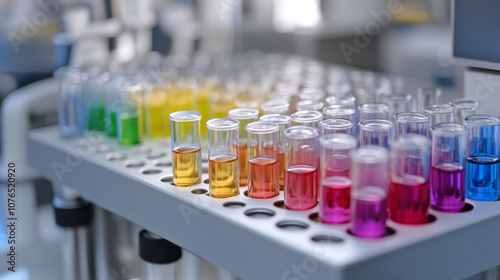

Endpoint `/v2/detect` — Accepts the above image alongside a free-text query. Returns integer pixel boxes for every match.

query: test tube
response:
[55,66,85,137]
[417,87,441,112]
[430,123,467,212]
[358,103,389,121]
[246,121,280,198]
[104,75,126,138]
[116,81,143,146]
[424,104,455,128]
[170,111,202,186]
[325,95,356,108]
[260,100,291,115]
[296,100,325,112]
[206,118,240,198]
[82,67,108,131]
[323,106,356,121]
[228,108,260,186]
[465,115,500,201]
[382,93,412,122]
[451,98,479,125]
[319,119,354,136]
[320,134,357,224]
[144,79,169,139]
[389,134,431,224]
[394,112,429,137]
[350,146,389,239]
[259,114,292,189]
[298,87,325,101]
[291,111,323,128]
[359,119,394,148]
[284,126,319,210]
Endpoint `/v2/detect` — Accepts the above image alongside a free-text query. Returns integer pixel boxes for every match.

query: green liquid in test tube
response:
[87,105,106,131]
[120,114,140,145]
[107,110,117,137]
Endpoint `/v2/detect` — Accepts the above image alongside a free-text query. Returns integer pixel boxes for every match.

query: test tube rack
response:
[29,126,500,280]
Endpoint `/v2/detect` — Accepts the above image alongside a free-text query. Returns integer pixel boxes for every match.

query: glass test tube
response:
[319,119,353,137]
[260,100,290,115]
[320,134,357,224]
[451,98,479,125]
[394,112,429,137]
[228,108,259,186]
[389,134,431,224]
[417,87,441,112]
[170,111,202,186]
[116,81,143,146]
[296,100,325,112]
[246,122,280,198]
[82,67,108,131]
[350,146,389,239]
[55,66,85,137]
[359,119,394,148]
[291,111,323,128]
[465,115,500,201]
[259,114,292,189]
[323,105,358,136]
[382,93,412,122]
[430,123,467,212]
[284,126,319,210]
[104,75,126,138]
[298,87,325,101]
[144,79,169,139]
[358,103,389,121]
[207,118,240,198]
[325,95,356,108]
[424,104,455,129]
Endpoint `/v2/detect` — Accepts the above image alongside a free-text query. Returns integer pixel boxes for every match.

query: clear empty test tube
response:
[350,146,389,239]
[260,100,290,115]
[259,114,292,190]
[359,119,394,148]
[430,123,467,212]
[116,81,144,146]
[389,134,431,224]
[170,111,202,186]
[206,118,240,198]
[417,87,441,112]
[320,134,357,224]
[228,108,260,187]
[246,121,280,198]
[358,103,389,121]
[55,66,85,137]
[465,115,500,201]
[382,93,412,122]
[284,126,319,210]
[394,112,429,137]
[451,98,479,125]
[319,119,354,137]
[296,100,325,112]
[424,104,454,129]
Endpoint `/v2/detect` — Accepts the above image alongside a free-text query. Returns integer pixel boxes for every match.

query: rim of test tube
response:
[260,100,290,111]
[325,95,356,106]
[430,123,468,135]
[54,66,81,82]
[349,146,389,164]
[297,100,325,111]
[394,112,429,123]
[206,118,240,131]
[169,111,202,122]
[291,110,323,123]
[358,119,394,131]
[382,93,412,102]
[358,103,390,113]
[423,104,454,115]
[320,133,358,150]
[389,134,430,151]
[228,108,259,120]
[417,87,442,97]
[259,114,292,125]
[245,121,279,134]
[298,88,325,101]
[320,119,353,130]
[464,114,500,126]
[284,126,319,139]
[451,98,480,110]
[323,105,356,116]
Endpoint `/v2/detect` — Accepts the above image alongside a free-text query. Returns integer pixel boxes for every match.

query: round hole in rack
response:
[223,201,246,209]
[191,188,208,195]
[308,212,319,223]
[160,176,173,183]
[95,144,112,153]
[203,179,209,184]
[460,202,474,212]
[346,227,396,239]
[154,160,171,167]
[391,214,437,225]
[142,169,161,175]
[125,160,145,168]
[311,235,344,244]
[131,146,151,155]
[148,151,166,159]
[273,200,285,209]
[244,208,276,219]
[243,190,248,197]
[106,152,126,161]
[276,220,309,231]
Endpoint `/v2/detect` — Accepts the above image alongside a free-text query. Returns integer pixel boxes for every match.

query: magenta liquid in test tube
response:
[284,126,319,210]
[389,134,431,224]
[320,134,358,224]
[430,123,467,212]
[350,146,389,238]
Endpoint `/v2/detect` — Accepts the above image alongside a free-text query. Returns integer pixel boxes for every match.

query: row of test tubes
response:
[55,52,500,239]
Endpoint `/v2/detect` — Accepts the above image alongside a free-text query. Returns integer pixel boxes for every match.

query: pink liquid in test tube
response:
[320,177,351,224]
[389,176,430,224]
[430,164,465,212]
[285,164,318,210]
[352,187,388,238]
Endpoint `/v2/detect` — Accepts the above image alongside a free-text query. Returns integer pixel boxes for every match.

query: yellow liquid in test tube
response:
[213,85,236,118]
[209,154,239,198]
[173,146,202,186]
[196,83,213,137]
[166,83,195,138]
[145,88,169,139]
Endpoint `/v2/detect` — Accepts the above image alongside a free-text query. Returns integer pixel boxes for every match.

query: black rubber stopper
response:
[139,230,182,264]
[53,201,93,227]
